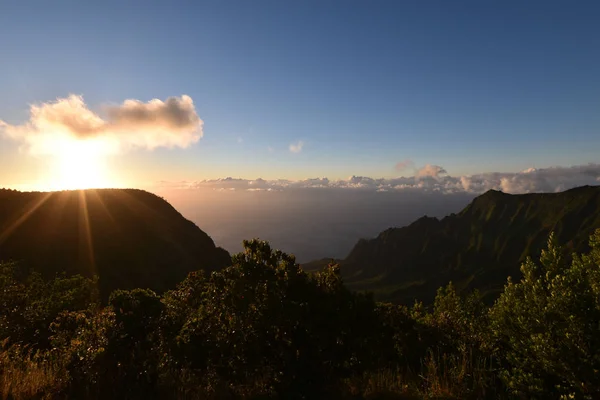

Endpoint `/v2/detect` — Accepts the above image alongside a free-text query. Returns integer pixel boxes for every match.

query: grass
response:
[0,340,67,400]
[338,347,502,400]
[0,342,502,400]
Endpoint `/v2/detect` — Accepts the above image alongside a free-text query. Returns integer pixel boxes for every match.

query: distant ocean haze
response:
[155,165,600,261]
[158,188,475,262]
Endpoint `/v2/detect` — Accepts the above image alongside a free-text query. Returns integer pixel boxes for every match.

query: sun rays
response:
[78,190,96,278]
[0,189,118,287]
[0,191,53,246]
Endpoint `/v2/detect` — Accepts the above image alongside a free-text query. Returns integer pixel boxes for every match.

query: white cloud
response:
[267,146,274,153]
[154,163,600,263]
[160,163,600,195]
[237,136,244,144]
[416,164,447,178]
[0,94,203,155]
[289,140,304,153]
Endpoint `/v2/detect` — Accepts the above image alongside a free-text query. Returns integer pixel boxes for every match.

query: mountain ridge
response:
[304,185,600,304]
[0,188,231,298]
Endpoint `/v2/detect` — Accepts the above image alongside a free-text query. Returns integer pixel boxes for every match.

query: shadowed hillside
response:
[305,185,600,304]
[0,188,230,298]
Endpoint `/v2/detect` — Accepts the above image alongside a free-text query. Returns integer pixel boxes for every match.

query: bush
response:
[490,230,600,399]
[162,239,391,398]
[0,263,98,349]
[2,231,600,399]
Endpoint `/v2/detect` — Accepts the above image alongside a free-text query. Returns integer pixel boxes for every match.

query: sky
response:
[1,0,600,191]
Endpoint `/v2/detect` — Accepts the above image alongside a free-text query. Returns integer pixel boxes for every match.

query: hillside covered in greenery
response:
[305,185,600,304]
[0,189,231,298]
[1,231,600,399]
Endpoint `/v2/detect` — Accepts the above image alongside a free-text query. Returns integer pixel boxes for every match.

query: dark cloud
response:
[105,95,200,131]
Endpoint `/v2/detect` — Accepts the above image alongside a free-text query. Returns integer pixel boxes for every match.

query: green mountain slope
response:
[0,188,230,298]
[304,185,600,304]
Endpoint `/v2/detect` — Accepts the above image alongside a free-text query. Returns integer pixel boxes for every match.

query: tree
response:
[490,230,600,399]
[0,262,97,348]
[163,239,388,398]
[49,289,164,398]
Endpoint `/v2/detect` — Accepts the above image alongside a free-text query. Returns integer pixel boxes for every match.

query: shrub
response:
[163,239,390,398]
[490,230,600,399]
[0,262,98,349]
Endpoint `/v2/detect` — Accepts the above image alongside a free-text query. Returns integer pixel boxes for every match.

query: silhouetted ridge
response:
[0,188,231,298]
[321,185,600,304]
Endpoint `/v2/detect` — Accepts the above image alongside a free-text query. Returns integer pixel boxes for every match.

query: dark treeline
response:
[1,230,600,399]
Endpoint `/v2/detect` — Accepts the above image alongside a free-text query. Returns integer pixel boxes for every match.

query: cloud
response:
[267,146,274,153]
[237,137,243,144]
[155,163,600,263]
[416,164,447,178]
[395,159,415,171]
[159,163,600,195]
[0,94,203,155]
[289,140,304,153]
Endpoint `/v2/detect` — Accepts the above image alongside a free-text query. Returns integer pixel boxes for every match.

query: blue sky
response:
[1,0,599,188]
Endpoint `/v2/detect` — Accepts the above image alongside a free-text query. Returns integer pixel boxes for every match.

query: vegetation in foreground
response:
[1,230,600,399]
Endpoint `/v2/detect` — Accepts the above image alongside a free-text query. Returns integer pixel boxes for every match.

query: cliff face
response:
[0,188,231,298]
[310,186,600,304]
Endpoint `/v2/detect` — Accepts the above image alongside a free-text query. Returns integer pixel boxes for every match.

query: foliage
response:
[47,289,164,398]
[1,230,600,399]
[163,239,390,398]
[0,262,98,349]
[49,308,114,397]
[490,231,600,399]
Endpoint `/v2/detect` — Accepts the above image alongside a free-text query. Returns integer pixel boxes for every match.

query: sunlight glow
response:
[44,138,117,190]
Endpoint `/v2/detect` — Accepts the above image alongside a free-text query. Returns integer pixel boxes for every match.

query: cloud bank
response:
[159,163,600,195]
[0,94,202,155]
[156,163,599,262]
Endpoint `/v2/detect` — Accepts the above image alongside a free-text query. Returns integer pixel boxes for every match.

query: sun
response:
[46,139,114,190]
